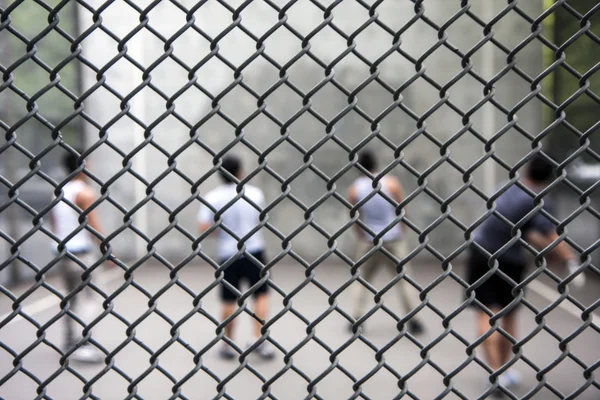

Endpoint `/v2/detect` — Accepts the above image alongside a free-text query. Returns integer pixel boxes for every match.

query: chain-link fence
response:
[1,0,599,398]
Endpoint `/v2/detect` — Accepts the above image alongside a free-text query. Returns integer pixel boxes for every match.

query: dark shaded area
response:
[547,1,600,163]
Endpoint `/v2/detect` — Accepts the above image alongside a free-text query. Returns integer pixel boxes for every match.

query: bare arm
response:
[72,185,119,268]
[198,198,217,236]
[75,187,105,242]
[388,177,408,231]
[199,221,212,234]
[528,230,584,286]
[526,230,575,262]
[347,184,358,206]
[347,184,363,238]
[388,177,405,204]
[546,231,576,262]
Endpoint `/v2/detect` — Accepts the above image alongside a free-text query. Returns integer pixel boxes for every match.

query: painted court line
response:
[0,269,123,327]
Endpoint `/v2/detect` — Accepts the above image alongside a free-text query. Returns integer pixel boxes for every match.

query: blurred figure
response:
[198,155,274,360]
[49,152,108,363]
[466,155,584,395]
[347,150,424,335]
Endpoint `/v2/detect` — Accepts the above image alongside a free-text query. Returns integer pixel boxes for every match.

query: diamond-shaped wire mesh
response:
[1,0,599,398]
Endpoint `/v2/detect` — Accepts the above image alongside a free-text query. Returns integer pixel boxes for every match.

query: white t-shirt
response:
[198,183,266,259]
[51,179,94,254]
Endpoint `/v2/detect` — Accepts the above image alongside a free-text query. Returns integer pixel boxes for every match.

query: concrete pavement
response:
[0,259,598,399]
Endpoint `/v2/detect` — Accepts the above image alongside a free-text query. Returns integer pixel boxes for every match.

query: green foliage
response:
[6,0,81,147]
[544,0,600,161]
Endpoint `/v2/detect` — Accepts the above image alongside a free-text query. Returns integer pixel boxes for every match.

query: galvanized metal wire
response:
[1,0,599,399]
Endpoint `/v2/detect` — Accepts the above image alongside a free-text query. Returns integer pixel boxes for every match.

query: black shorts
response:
[465,247,525,309]
[220,251,269,302]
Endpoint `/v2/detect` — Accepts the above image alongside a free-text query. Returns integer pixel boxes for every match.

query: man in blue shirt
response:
[466,155,585,394]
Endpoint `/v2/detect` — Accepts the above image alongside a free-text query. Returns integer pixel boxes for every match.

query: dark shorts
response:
[465,247,525,309]
[220,251,269,302]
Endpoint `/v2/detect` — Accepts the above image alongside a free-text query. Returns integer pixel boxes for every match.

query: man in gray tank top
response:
[347,150,424,335]
[466,155,585,394]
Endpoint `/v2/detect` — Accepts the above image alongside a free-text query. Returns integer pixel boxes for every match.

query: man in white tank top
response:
[347,150,424,335]
[49,151,110,363]
[198,155,274,360]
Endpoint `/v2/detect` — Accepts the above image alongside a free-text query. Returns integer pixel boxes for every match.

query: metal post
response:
[0,0,22,284]
[3,148,21,284]
[72,0,85,150]
[482,1,497,196]
[130,36,148,260]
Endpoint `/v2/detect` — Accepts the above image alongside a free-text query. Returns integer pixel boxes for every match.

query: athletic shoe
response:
[486,382,504,398]
[249,341,275,360]
[499,369,521,389]
[408,320,425,335]
[348,322,364,334]
[219,344,236,360]
[69,344,104,364]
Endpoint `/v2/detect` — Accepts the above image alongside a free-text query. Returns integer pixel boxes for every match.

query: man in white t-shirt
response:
[49,151,111,363]
[347,150,424,335]
[198,155,274,360]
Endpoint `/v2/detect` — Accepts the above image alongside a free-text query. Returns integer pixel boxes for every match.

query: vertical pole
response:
[72,0,85,150]
[482,2,497,196]
[0,0,21,284]
[4,147,21,284]
[130,35,148,260]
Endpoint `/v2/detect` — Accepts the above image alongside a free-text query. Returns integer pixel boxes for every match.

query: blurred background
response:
[1,0,599,399]
[1,0,599,285]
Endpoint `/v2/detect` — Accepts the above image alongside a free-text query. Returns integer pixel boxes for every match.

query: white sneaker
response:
[70,344,104,364]
[218,344,237,360]
[486,382,503,398]
[248,340,275,360]
[499,369,521,389]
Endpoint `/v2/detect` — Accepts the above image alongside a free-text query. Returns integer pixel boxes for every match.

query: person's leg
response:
[500,310,518,367]
[248,252,270,340]
[466,248,504,370]
[498,263,524,367]
[477,272,514,373]
[251,291,274,360]
[76,253,102,332]
[391,241,416,313]
[498,310,522,388]
[64,254,104,363]
[351,240,379,320]
[219,259,242,359]
[466,248,505,397]
[500,310,517,364]
[222,301,237,339]
[62,258,79,348]
[218,300,238,360]
[254,293,269,339]
[387,240,424,334]
[497,265,523,388]
[221,300,237,340]
[247,251,275,359]
[477,307,504,372]
[221,259,242,339]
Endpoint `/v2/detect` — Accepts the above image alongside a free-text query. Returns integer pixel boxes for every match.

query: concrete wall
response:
[74,0,547,265]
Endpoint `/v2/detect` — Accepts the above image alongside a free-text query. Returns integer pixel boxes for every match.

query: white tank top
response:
[51,180,93,254]
[354,175,402,242]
